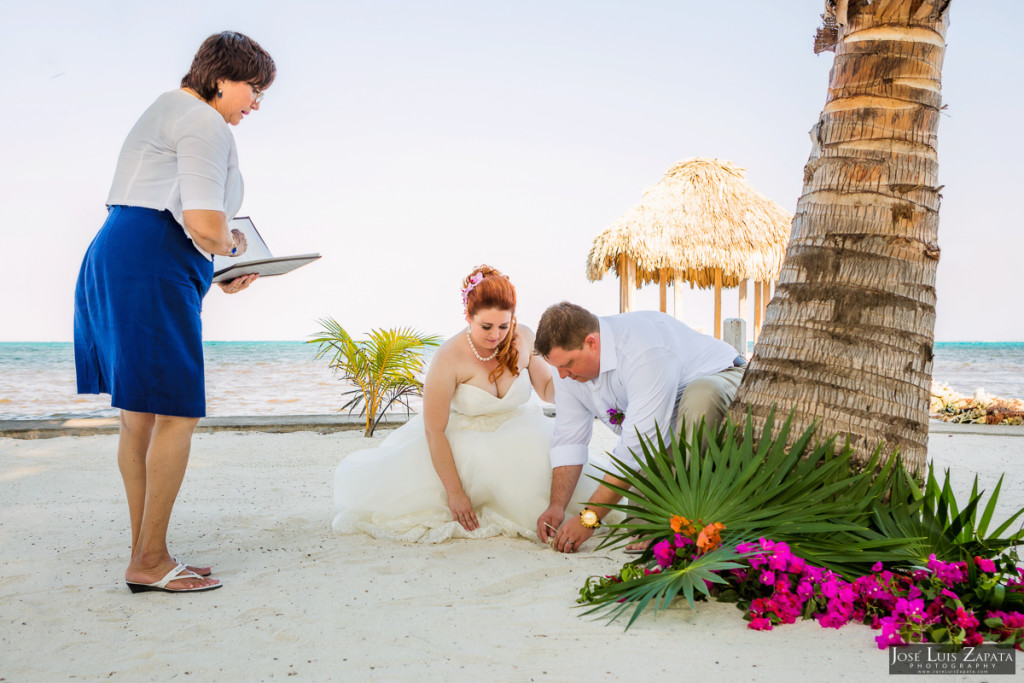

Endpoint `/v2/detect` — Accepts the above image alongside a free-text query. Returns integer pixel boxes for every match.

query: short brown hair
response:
[534,302,599,357]
[181,31,276,101]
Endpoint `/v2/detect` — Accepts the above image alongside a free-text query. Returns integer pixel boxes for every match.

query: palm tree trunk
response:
[365,387,377,437]
[729,0,952,472]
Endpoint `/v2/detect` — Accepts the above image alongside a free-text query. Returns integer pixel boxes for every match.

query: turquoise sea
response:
[0,341,1021,420]
[0,341,342,420]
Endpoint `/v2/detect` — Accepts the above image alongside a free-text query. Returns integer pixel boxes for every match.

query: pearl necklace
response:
[466,330,497,362]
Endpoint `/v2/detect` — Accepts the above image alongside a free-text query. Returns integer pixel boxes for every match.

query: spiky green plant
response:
[310,318,440,436]
[577,411,918,627]
[591,411,914,577]
[869,464,1024,615]
[874,465,1024,566]
[578,410,1024,629]
[579,544,750,629]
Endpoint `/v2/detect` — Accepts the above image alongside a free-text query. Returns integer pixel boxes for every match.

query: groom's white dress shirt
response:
[548,311,739,470]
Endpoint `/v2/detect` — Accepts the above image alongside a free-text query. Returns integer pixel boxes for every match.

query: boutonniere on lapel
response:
[606,407,625,427]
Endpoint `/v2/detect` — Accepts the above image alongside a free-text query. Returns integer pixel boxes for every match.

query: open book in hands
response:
[212,216,321,283]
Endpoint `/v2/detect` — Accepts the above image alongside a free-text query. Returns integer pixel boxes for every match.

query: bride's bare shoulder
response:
[516,325,537,355]
[435,330,467,355]
[424,334,474,393]
[428,331,471,370]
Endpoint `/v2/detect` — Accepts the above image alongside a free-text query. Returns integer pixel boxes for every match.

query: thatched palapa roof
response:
[586,157,792,289]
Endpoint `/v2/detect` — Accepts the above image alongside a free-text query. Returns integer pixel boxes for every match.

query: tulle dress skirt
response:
[333,374,612,543]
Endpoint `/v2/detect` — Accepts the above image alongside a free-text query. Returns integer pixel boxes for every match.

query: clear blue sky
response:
[2,1,1020,342]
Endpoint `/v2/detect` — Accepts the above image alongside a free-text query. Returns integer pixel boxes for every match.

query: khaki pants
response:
[623,364,746,513]
[672,364,746,441]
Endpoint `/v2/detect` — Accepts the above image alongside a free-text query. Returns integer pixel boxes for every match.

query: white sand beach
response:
[1,425,1021,682]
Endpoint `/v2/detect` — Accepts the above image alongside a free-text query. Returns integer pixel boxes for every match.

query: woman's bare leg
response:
[122,413,217,590]
[118,410,154,551]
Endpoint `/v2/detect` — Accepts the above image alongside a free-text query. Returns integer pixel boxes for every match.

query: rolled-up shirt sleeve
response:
[548,377,594,468]
[613,349,682,468]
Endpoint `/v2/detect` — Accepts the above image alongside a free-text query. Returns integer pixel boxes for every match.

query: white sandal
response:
[170,556,212,577]
[126,563,221,594]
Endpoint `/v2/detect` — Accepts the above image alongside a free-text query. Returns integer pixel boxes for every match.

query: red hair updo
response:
[462,265,519,383]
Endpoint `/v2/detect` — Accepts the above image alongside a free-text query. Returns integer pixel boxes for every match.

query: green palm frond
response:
[872,465,1024,565]
[578,410,1024,629]
[579,545,749,629]
[590,410,913,576]
[310,318,441,436]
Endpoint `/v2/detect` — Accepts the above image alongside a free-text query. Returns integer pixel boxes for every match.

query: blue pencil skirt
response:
[74,206,213,417]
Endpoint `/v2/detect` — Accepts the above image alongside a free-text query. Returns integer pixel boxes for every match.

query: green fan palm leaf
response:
[579,410,1024,630]
[592,411,908,574]
[580,545,749,629]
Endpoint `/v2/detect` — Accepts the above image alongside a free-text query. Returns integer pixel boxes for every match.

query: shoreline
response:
[1,412,1022,440]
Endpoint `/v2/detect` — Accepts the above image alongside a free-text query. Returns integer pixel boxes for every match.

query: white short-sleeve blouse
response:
[106,89,243,260]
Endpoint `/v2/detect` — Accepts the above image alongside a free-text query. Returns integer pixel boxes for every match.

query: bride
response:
[333,265,608,543]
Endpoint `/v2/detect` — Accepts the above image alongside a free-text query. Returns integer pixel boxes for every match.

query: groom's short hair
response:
[534,302,599,356]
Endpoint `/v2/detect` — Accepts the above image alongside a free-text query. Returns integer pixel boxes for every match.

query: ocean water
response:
[930,342,1024,399]
[0,341,390,421]
[0,341,1021,420]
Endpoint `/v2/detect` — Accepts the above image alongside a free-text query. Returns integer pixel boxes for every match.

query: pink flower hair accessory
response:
[461,271,485,309]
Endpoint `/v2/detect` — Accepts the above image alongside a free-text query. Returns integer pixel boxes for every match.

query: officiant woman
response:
[73,31,274,593]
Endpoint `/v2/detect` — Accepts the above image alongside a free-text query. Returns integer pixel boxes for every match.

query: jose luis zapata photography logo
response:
[889,644,1016,675]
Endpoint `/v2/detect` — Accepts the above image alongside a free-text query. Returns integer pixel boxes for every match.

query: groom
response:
[533,302,746,553]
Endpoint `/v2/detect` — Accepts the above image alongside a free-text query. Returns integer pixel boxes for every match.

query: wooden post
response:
[738,278,748,321]
[658,270,668,313]
[753,280,763,343]
[762,279,771,322]
[738,278,748,348]
[723,318,747,357]
[673,270,684,321]
[626,258,637,312]
[713,267,722,339]
[618,255,628,313]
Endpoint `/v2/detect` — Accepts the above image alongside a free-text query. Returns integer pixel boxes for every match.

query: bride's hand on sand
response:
[217,273,259,294]
[448,491,479,531]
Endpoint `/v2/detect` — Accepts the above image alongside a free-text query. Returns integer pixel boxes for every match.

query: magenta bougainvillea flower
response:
[975,556,997,573]
[583,527,1024,649]
[708,538,1024,649]
[652,539,675,568]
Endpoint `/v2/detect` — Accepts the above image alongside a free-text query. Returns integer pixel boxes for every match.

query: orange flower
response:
[670,515,696,536]
[696,522,726,553]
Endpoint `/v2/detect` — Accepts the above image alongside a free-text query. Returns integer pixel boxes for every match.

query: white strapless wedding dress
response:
[333,373,610,543]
